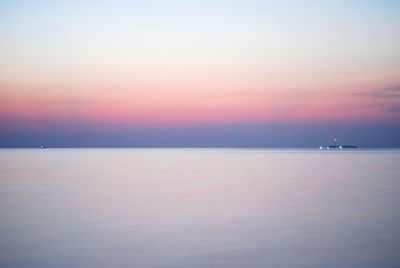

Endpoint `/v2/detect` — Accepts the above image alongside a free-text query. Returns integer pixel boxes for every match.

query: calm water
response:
[0,149,399,268]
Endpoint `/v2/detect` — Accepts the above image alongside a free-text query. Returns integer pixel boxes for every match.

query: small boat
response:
[40,145,48,149]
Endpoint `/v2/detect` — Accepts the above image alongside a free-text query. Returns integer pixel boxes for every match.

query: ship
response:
[319,138,358,149]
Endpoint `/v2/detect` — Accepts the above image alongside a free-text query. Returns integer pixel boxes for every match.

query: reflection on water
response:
[0,149,400,268]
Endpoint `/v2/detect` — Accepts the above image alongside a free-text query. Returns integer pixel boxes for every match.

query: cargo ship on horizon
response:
[319,138,358,149]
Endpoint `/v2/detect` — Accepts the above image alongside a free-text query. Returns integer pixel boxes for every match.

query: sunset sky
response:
[1,0,399,147]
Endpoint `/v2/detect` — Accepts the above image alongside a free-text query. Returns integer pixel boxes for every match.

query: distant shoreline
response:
[1,147,400,150]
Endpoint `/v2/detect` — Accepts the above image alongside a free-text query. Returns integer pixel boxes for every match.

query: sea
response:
[0,149,399,268]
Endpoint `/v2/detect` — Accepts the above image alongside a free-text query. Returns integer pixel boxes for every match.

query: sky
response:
[1,0,400,147]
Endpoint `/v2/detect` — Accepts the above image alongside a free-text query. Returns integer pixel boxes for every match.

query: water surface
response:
[1,149,399,268]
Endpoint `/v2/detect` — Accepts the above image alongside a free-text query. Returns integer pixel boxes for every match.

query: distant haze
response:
[1,1,399,147]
